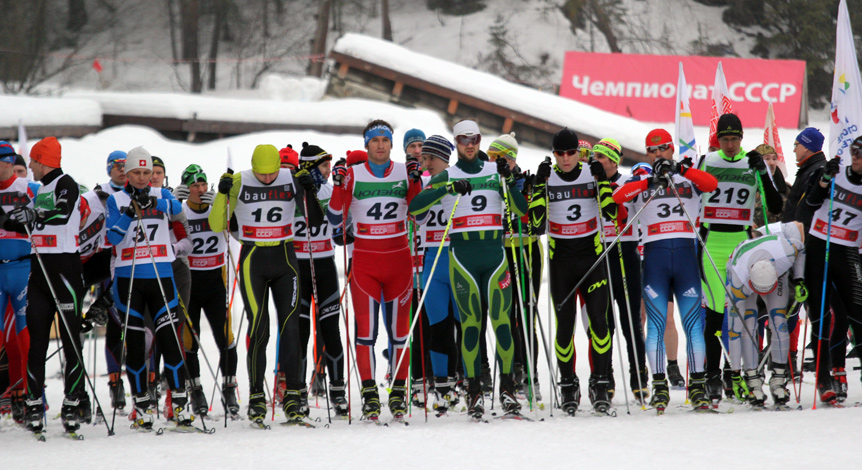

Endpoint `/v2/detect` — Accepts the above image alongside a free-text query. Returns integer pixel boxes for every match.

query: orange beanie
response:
[31,137,62,168]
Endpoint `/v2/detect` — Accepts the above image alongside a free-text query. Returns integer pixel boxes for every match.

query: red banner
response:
[559,53,806,126]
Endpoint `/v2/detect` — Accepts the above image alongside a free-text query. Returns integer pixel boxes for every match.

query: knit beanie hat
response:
[279,145,299,168]
[645,129,673,150]
[422,135,454,163]
[453,120,481,137]
[488,132,518,160]
[403,128,426,153]
[0,141,19,163]
[251,144,280,174]
[181,164,207,187]
[106,150,127,175]
[593,138,623,163]
[151,156,165,170]
[795,127,824,153]
[552,128,579,151]
[754,144,776,156]
[125,146,153,173]
[30,137,62,168]
[716,113,743,139]
[14,154,26,167]
[299,142,332,168]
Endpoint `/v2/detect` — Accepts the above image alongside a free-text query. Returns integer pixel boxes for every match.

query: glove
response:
[679,156,693,176]
[496,157,512,179]
[791,278,808,303]
[200,190,215,205]
[172,184,189,201]
[589,159,607,181]
[133,188,156,211]
[649,174,669,191]
[536,158,552,183]
[94,188,110,202]
[822,157,841,182]
[332,164,348,187]
[747,150,766,174]
[84,294,111,328]
[406,157,421,182]
[446,179,472,196]
[652,158,676,178]
[295,169,316,192]
[9,206,35,227]
[218,170,234,194]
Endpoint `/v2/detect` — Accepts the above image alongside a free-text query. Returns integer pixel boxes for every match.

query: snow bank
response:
[0,94,102,128]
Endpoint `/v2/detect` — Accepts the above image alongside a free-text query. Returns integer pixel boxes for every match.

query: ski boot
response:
[61,396,82,433]
[479,367,493,398]
[513,363,526,398]
[411,377,426,407]
[75,391,92,424]
[705,370,723,406]
[588,375,612,414]
[466,379,485,420]
[833,367,848,403]
[330,381,349,417]
[274,371,287,405]
[666,360,686,389]
[299,386,310,417]
[310,370,326,398]
[281,388,303,422]
[132,395,155,431]
[148,372,161,410]
[108,372,126,411]
[524,379,542,402]
[650,374,670,413]
[223,376,240,418]
[432,381,457,415]
[188,377,208,417]
[388,381,408,418]
[360,381,381,420]
[607,367,616,400]
[560,376,581,416]
[729,370,750,402]
[688,372,710,410]
[24,396,44,433]
[498,374,522,414]
[10,390,26,424]
[247,389,268,423]
[631,367,650,403]
[789,350,802,384]
[172,390,194,426]
[817,377,837,404]
[769,366,790,407]
[743,369,766,408]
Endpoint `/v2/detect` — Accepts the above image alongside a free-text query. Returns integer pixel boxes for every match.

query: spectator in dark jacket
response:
[782,127,826,232]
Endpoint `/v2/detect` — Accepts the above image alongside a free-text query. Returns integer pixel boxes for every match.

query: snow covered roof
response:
[0,94,102,128]
[331,33,656,153]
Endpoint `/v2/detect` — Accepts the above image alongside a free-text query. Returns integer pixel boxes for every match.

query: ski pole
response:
[542,173,556,415]
[755,172,771,234]
[22,221,114,436]
[813,178,835,409]
[407,217,429,421]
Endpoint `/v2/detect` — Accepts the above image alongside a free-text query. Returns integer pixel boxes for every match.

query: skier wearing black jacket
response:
[783,127,827,231]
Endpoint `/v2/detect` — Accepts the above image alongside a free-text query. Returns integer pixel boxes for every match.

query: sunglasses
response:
[646,144,670,153]
[852,145,862,157]
[553,149,581,157]
[455,134,481,146]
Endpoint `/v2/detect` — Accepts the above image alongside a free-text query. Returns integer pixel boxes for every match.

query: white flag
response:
[829,0,862,163]
[675,62,697,161]
[709,62,734,146]
[763,102,787,177]
[17,119,28,159]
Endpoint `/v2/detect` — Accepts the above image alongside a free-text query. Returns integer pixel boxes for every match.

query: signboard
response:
[559,52,806,127]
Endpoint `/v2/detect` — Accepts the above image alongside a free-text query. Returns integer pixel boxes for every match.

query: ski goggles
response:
[851,144,862,157]
[107,160,125,172]
[646,144,671,153]
[455,134,481,146]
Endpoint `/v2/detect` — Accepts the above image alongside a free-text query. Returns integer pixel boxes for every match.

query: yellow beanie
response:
[251,144,280,174]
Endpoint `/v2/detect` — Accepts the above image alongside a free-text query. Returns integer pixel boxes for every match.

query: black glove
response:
[496,157,512,179]
[94,188,110,202]
[446,179,472,196]
[406,157,421,182]
[9,206,36,227]
[331,164,348,187]
[822,157,841,182]
[295,169,316,192]
[218,170,235,194]
[652,158,676,178]
[747,150,766,174]
[133,187,155,211]
[679,156,693,176]
[589,159,607,181]
[84,294,112,328]
[649,174,669,191]
[536,158,552,183]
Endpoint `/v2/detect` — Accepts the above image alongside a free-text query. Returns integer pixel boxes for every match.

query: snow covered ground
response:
[2,121,860,468]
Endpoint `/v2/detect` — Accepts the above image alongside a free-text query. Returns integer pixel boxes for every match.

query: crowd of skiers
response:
[0,113,860,436]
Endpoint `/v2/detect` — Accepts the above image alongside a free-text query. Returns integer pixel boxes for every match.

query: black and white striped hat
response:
[422,135,454,163]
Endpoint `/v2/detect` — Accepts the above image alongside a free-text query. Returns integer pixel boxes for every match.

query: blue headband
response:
[364,124,393,147]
